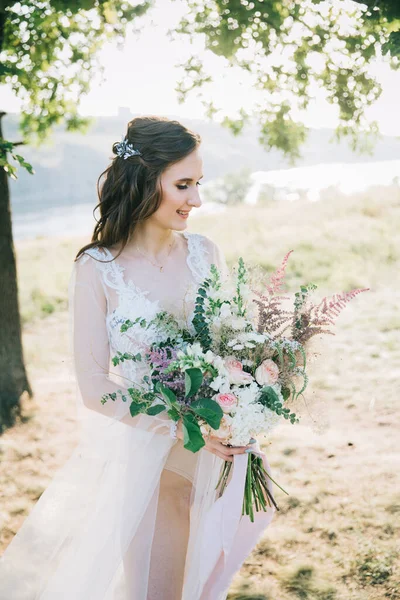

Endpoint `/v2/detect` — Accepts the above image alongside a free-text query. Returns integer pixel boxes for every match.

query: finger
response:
[217,454,233,462]
[226,445,251,455]
[207,447,233,462]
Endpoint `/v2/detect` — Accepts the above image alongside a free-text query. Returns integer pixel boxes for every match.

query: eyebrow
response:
[176,175,204,182]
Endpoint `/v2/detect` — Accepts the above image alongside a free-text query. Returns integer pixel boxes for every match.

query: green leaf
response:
[167,407,180,421]
[159,385,178,408]
[182,413,205,453]
[146,404,166,416]
[260,386,280,404]
[184,368,203,398]
[129,402,147,417]
[281,387,291,401]
[190,398,223,429]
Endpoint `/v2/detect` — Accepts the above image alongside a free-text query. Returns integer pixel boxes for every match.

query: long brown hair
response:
[75,115,201,261]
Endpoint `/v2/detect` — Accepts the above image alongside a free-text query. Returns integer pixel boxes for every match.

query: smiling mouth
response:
[177,210,190,215]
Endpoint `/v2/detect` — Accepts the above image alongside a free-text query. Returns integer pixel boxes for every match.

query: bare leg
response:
[123,468,192,599]
[147,468,192,600]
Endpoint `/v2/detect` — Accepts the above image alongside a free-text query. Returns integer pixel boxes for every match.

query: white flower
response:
[209,375,230,393]
[227,339,238,347]
[238,282,252,300]
[191,342,203,357]
[210,317,222,330]
[246,302,258,321]
[242,359,254,367]
[230,316,248,330]
[204,350,215,363]
[246,332,265,343]
[213,356,228,374]
[219,303,232,318]
[232,344,244,350]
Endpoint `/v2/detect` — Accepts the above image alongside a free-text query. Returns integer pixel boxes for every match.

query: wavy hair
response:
[75,115,201,261]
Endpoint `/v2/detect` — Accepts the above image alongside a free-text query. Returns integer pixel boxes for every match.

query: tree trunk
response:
[0,111,33,433]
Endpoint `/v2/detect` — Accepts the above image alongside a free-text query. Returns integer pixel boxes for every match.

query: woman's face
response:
[153,147,203,230]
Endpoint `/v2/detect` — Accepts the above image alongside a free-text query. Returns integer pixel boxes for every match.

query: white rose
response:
[254,359,280,386]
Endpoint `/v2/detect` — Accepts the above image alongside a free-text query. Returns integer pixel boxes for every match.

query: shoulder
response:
[73,246,114,285]
[75,246,112,268]
[183,231,218,255]
[183,231,228,278]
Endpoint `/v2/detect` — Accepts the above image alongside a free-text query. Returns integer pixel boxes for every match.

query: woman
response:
[0,116,275,600]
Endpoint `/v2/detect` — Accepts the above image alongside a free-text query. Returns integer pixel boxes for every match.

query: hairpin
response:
[114,136,142,160]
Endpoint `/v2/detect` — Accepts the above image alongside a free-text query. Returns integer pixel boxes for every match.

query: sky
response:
[2,0,400,135]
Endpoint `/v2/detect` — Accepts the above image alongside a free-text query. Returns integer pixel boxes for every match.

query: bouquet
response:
[101,250,368,522]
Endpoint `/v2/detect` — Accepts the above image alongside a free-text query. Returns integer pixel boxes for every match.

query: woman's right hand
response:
[175,419,254,461]
[203,435,253,462]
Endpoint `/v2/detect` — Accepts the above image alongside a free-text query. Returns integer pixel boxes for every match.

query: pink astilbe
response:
[267,250,293,295]
[148,346,177,370]
[292,287,370,344]
[253,250,294,338]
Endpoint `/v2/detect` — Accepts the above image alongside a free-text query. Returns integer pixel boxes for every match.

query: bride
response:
[0,116,276,600]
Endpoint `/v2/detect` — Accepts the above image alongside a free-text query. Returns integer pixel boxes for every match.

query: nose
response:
[188,187,202,209]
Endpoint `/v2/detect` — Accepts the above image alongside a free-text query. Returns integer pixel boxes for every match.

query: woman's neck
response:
[125,223,178,261]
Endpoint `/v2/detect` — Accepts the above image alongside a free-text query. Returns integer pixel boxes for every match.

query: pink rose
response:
[211,416,232,440]
[254,359,280,386]
[224,356,254,385]
[214,392,239,414]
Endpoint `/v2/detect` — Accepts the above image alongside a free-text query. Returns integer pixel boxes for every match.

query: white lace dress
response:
[0,231,276,600]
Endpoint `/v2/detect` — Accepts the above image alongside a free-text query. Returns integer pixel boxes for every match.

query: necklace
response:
[135,236,176,272]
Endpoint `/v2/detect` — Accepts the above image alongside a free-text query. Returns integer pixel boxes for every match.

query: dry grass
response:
[1,190,399,599]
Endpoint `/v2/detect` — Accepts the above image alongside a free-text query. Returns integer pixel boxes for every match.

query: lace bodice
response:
[72,231,228,417]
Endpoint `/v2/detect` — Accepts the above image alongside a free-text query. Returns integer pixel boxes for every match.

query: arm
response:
[70,253,173,434]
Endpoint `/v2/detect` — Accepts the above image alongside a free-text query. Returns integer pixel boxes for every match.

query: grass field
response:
[1,187,399,599]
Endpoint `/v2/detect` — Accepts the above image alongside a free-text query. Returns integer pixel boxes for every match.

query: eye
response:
[177,182,202,190]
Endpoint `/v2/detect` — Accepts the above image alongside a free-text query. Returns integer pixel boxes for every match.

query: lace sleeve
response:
[69,253,174,436]
[210,240,230,282]
[198,235,230,283]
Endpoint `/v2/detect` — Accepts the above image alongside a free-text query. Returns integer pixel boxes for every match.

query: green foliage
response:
[0,139,34,179]
[281,563,337,599]
[146,404,166,416]
[0,0,151,175]
[175,0,400,162]
[184,367,203,398]
[293,283,318,332]
[351,546,395,587]
[189,397,223,429]
[182,412,205,453]
[111,351,141,367]
[232,256,248,318]
[192,277,213,350]
[258,386,299,424]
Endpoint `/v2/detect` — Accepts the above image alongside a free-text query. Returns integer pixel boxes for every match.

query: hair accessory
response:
[114,136,142,159]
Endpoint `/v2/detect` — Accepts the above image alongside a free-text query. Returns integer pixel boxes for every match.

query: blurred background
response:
[0,1,399,599]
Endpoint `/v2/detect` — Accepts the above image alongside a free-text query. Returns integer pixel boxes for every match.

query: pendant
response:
[160,266,164,272]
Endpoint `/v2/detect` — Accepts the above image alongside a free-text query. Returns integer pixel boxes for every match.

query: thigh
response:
[123,470,193,600]
[147,469,193,600]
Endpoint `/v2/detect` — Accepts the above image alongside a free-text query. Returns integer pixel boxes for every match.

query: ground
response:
[1,191,399,600]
